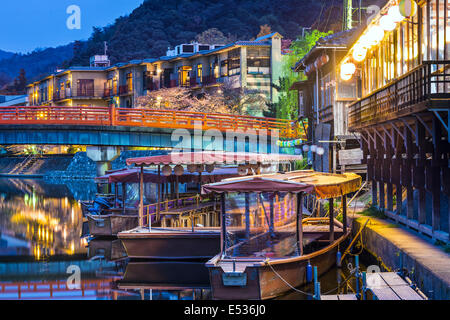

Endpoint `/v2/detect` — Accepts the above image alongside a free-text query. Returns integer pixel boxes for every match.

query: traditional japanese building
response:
[338,0,449,242]
[291,29,364,173]
[27,33,285,116]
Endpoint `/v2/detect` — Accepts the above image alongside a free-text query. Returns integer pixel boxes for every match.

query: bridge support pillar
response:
[85,146,121,176]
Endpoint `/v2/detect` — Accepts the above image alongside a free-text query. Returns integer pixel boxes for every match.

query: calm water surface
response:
[0,178,370,300]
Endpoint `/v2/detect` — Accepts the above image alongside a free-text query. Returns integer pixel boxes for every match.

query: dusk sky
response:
[0,0,144,54]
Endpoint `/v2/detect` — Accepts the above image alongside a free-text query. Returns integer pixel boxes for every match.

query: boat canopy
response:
[126,151,303,166]
[96,167,240,184]
[202,170,361,199]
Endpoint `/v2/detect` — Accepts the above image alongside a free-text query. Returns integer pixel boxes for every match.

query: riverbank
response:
[349,212,450,300]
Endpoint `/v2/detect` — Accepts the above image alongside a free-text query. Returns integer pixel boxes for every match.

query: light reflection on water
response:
[0,178,368,300]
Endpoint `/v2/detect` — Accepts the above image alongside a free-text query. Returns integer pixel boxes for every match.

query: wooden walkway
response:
[321,294,357,300]
[365,272,426,300]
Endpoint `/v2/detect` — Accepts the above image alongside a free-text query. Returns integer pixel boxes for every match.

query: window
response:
[247,48,270,74]
[228,48,241,76]
[197,64,203,82]
[126,73,133,92]
[77,79,94,97]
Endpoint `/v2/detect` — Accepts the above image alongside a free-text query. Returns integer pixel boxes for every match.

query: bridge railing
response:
[0,105,305,139]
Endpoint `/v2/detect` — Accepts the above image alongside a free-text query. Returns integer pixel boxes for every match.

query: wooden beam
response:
[297,193,304,255]
[139,165,144,227]
[329,198,334,242]
[342,195,347,234]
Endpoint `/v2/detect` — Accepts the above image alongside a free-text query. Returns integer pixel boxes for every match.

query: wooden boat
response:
[87,238,128,261]
[201,170,361,300]
[118,226,222,260]
[87,213,140,237]
[117,151,305,260]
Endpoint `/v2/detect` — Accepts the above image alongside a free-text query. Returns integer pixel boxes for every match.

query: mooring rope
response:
[265,261,358,297]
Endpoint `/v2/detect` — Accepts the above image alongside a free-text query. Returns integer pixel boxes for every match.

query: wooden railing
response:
[348,61,450,130]
[0,106,305,138]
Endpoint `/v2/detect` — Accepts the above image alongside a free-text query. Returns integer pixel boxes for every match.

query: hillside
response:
[0,44,74,86]
[68,0,340,66]
[0,50,14,62]
[2,0,349,87]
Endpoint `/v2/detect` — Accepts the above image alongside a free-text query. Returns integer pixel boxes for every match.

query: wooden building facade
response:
[340,0,449,242]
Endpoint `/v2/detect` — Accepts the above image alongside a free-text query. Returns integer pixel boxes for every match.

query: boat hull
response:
[87,214,139,237]
[207,231,350,300]
[117,261,210,290]
[87,238,128,261]
[118,228,221,260]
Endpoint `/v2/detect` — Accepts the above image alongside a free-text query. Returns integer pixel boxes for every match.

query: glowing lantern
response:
[316,147,325,155]
[366,25,384,45]
[174,164,184,176]
[399,0,417,18]
[388,5,405,23]
[310,145,317,153]
[340,62,356,81]
[341,62,356,75]
[379,15,396,31]
[162,165,172,176]
[302,145,310,152]
[352,45,367,62]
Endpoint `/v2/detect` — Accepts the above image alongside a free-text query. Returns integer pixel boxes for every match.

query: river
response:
[0,178,371,300]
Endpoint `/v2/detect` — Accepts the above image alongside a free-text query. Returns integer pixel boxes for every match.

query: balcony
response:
[348,61,450,131]
[52,87,107,101]
[119,85,132,95]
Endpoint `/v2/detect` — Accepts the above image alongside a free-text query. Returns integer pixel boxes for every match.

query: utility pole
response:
[343,0,353,31]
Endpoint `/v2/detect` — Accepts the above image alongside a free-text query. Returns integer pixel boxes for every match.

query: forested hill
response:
[1,0,346,88]
[0,50,14,61]
[68,0,341,66]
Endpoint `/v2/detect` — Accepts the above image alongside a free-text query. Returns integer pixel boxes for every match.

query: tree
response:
[275,29,333,120]
[256,24,272,38]
[195,28,233,44]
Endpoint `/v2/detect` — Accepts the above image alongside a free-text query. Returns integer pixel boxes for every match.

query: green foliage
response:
[434,240,450,253]
[275,29,333,120]
[360,205,387,219]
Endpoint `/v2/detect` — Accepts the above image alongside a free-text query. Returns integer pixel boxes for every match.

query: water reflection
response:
[0,179,91,259]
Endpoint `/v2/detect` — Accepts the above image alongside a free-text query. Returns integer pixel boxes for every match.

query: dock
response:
[365,272,426,300]
[321,294,358,300]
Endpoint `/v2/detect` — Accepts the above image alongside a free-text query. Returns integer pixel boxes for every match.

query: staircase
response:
[9,154,41,175]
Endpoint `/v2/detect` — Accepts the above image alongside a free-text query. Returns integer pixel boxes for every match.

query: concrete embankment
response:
[350,214,450,300]
[0,155,73,177]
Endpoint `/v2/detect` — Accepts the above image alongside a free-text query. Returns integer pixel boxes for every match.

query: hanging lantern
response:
[388,5,405,23]
[196,164,204,173]
[340,62,356,81]
[205,164,215,173]
[310,145,317,153]
[399,0,417,18]
[238,165,248,176]
[162,165,172,176]
[302,144,310,152]
[187,164,196,173]
[352,45,367,62]
[174,164,184,176]
[366,25,384,45]
[316,147,325,156]
[379,15,396,31]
